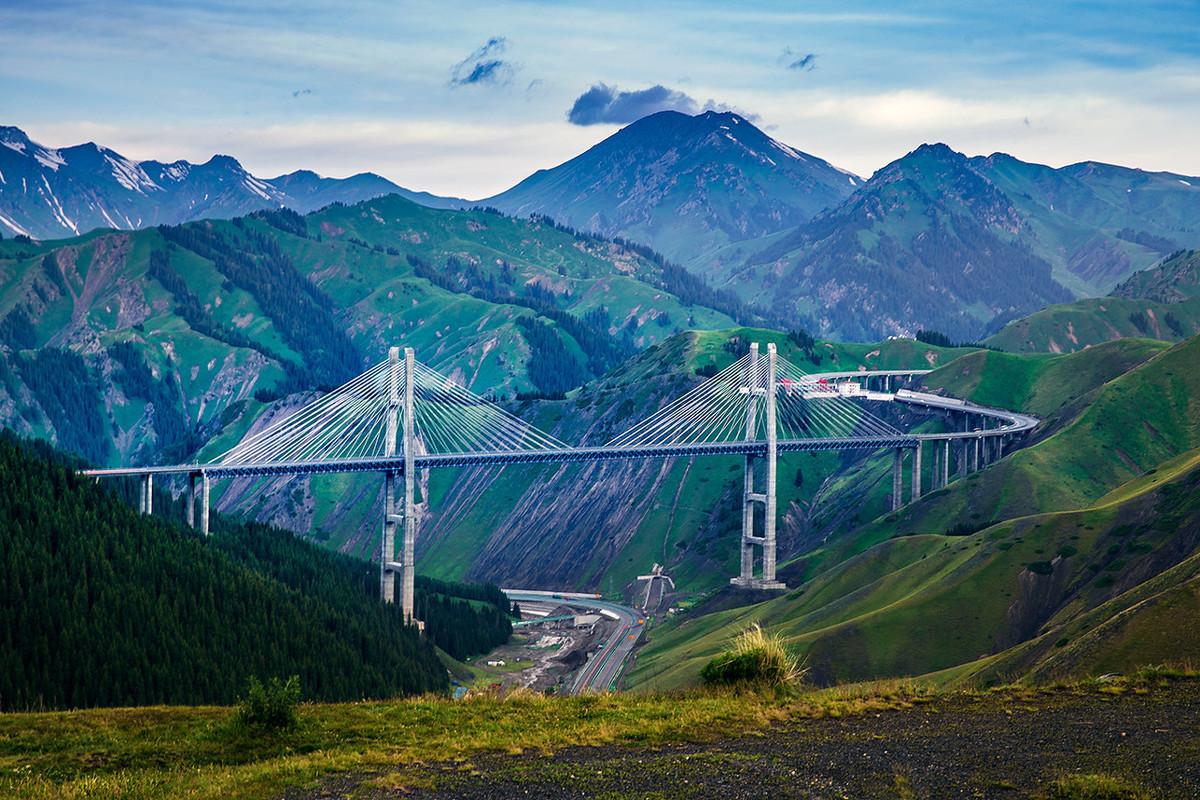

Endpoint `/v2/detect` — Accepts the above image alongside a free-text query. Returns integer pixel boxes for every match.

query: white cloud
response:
[732,74,1200,178]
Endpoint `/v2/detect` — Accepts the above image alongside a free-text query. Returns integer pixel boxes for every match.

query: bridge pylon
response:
[731,342,786,591]
[380,346,421,626]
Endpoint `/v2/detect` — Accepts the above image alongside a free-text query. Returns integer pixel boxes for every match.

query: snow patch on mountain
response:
[241,174,275,201]
[40,175,78,233]
[104,153,159,193]
[98,205,122,230]
[161,162,190,182]
[768,138,807,163]
[0,211,32,237]
[33,148,66,171]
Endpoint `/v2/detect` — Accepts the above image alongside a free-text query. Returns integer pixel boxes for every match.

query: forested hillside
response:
[0,433,511,710]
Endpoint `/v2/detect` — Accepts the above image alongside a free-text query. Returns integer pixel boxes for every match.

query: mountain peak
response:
[0,125,33,153]
[201,154,246,171]
[484,109,859,264]
[867,142,970,186]
[909,142,963,161]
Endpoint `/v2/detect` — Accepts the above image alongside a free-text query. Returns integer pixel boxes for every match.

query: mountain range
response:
[4,114,1199,341]
[0,125,465,241]
[4,144,1200,693]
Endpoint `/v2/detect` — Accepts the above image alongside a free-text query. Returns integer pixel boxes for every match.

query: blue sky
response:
[2,0,1198,197]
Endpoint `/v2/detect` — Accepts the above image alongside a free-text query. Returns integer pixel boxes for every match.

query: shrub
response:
[236,675,301,732]
[700,624,804,688]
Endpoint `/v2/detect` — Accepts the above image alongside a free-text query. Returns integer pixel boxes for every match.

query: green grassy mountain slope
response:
[986,250,1200,353]
[630,445,1200,690]
[734,143,1074,341]
[920,338,1169,421]
[880,335,1198,537]
[968,155,1199,296]
[628,334,1200,689]
[984,295,1200,353]
[0,196,740,469]
[766,338,1168,586]
[1112,248,1200,303]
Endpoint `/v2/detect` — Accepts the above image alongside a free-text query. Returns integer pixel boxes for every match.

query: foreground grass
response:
[1044,773,1154,800]
[0,681,935,799]
[1,670,1192,799]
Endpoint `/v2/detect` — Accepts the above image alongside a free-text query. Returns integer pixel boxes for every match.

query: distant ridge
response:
[0,125,466,239]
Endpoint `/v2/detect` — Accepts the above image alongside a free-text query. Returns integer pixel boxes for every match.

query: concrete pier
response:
[186,472,197,528]
[200,472,210,537]
[911,443,922,502]
[380,347,400,604]
[763,343,779,583]
[138,473,153,515]
[732,343,784,590]
[892,448,903,511]
[401,347,417,622]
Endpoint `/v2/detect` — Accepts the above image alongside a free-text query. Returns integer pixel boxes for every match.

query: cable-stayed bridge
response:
[84,342,1037,623]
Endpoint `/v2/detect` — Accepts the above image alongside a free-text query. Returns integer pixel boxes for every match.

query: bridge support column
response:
[975,435,982,472]
[401,347,417,623]
[942,439,951,485]
[892,448,903,511]
[381,347,400,604]
[911,443,922,502]
[187,472,197,528]
[732,343,784,591]
[200,472,210,537]
[931,442,940,490]
[138,473,153,515]
[737,343,759,585]
[763,343,778,583]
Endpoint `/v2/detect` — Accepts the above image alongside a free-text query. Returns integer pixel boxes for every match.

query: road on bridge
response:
[504,591,644,694]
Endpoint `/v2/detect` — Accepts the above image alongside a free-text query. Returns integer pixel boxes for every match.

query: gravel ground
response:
[293,682,1200,799]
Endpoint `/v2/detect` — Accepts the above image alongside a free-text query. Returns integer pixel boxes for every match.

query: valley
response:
[3,73,1200,799]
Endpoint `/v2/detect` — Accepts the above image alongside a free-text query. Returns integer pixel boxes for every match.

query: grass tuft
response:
[1043,773,1154,800]
[700,624,806,689]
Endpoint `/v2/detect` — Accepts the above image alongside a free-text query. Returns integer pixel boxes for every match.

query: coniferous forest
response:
[0,433,512,711]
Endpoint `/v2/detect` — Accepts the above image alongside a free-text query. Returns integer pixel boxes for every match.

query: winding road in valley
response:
[503,590,644,694]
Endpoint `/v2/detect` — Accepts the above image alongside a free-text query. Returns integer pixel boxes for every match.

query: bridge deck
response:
[84,436,918,479]
[81,371,1039,480]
